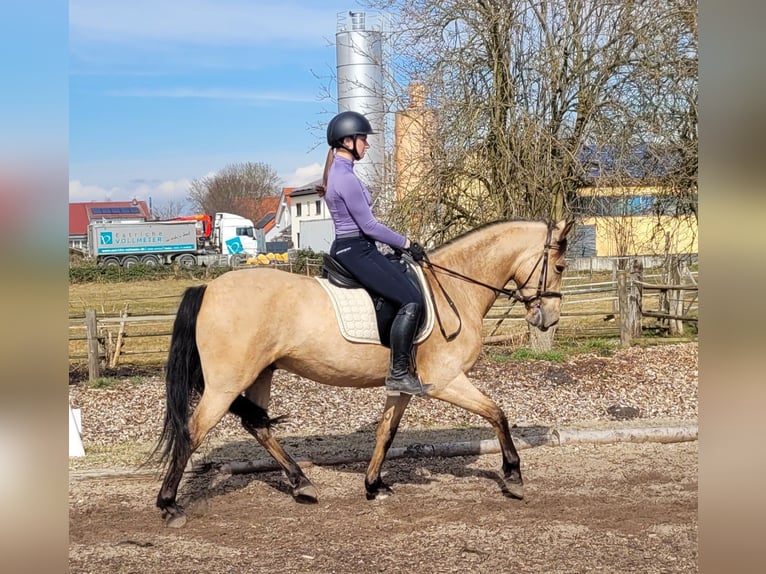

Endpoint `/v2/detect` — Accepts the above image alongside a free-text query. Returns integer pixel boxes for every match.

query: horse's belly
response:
[275,345,388,389]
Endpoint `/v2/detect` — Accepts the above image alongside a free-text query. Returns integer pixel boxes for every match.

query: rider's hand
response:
[408,242,427,262]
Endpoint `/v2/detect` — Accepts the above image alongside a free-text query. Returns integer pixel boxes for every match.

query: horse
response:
[154,218,573,527]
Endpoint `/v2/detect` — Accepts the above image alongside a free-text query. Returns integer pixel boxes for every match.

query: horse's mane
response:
[431,218,546,254]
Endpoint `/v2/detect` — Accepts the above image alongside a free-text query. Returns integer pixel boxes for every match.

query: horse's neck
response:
[433,221,544,314]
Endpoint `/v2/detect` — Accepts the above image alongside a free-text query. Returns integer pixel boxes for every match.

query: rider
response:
[319,110,431,396]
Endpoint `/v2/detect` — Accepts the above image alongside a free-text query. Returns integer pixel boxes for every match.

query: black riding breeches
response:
[330,236,423,308]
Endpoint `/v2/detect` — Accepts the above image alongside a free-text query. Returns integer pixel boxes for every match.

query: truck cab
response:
[212,212,259,262]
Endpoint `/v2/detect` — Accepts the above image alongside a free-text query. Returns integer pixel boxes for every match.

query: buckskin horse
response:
[154,218,573,526]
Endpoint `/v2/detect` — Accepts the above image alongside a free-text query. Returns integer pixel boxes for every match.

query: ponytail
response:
[315,147,335,198]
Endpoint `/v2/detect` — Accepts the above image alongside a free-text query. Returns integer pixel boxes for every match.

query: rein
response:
[419,225,562,342]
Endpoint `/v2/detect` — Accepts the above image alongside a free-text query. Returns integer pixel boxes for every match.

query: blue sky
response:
[69,0,370,212]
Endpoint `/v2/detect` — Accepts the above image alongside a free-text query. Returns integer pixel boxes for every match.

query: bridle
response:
[514,224,564,304]
[419,224,563,341]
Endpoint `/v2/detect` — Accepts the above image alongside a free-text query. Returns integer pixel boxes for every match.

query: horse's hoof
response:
[365,481,393,501]
[162,508,187,528]
[166,514,187,528]
[504,481,525,500]
[293,483,318,504]
[161,504,186,528]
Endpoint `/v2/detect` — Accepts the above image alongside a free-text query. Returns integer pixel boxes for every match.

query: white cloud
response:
[134,178,192,202]
[69,177,193,210]
[282,162,323,187]
[69,180,120,202]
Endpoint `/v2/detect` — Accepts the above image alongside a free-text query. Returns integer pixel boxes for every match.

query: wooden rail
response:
[635,281,698,291]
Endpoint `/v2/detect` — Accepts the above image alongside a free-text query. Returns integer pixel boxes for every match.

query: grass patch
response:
[486,336,622,364]
[569,337,616,356]
[489,348,568,363]
[89,377,120,389]
[69,277,203,317]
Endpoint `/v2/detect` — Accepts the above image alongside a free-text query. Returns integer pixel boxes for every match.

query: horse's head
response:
[515,219,574,332]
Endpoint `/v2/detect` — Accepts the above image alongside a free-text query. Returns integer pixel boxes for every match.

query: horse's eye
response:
[555,264,565,273]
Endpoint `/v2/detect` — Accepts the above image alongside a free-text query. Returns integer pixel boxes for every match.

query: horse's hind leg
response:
[228,372,318,503]
[429,373,524,499]
[158,392,234,527]
[365,393,412,500]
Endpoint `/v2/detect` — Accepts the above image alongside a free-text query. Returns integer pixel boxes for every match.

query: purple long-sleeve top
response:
[324,155,407,248]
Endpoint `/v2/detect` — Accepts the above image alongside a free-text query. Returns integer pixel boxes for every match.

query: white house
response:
[286,180,335,252]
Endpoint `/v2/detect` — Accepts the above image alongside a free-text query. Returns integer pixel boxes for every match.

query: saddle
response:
[317,252,434,347]
[322,254,366,289]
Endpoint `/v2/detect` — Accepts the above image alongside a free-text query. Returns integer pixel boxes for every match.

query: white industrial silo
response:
[335,11,390,193]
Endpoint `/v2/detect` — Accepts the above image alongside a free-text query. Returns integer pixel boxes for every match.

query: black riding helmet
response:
[326,111,374,160]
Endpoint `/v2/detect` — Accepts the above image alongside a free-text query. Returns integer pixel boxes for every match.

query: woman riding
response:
[319,110,431,396]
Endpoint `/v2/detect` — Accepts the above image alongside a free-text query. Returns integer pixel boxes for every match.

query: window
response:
[315,200,322,215]
[236,227,254,237]
[296,203,302,217]
[573,194,656,217]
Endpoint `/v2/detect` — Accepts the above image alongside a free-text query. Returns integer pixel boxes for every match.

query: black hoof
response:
[365,479,393,501]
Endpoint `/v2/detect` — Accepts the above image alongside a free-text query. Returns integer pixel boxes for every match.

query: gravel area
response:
[69,342,697,466]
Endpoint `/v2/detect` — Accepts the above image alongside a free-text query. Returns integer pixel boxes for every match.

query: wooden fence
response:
[70,258,698,382]
[616,256,698,346]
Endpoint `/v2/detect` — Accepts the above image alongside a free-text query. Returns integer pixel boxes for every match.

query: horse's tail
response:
[152,284,207,469]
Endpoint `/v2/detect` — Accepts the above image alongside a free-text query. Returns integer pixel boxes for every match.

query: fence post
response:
[618,263,642,347]
[668,256,684,335]
[85,308,100,382]
[617,272,631,346]
[109,306,128,368]
[630,259,643,337]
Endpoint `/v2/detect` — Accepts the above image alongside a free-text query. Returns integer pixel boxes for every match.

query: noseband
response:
[419,224,563,341]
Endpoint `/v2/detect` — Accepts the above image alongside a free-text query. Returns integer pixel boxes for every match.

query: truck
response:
[87,212,259,267]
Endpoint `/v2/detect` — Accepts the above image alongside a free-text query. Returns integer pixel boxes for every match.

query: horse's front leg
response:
[364,392,412,500]
[428,373,524,499]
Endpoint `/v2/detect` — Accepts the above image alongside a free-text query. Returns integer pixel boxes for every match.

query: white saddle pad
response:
[316,262,435,345]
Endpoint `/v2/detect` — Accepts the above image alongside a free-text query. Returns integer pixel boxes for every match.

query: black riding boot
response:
[385,302,433,396]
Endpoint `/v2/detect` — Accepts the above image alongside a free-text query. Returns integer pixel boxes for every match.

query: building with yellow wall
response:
[393,85,698,258]
[572,185,697,258]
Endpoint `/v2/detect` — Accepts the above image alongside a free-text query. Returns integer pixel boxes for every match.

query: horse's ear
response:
[555,219,575,239]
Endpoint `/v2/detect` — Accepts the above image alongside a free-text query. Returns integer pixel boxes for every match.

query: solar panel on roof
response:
[91,206,141,215]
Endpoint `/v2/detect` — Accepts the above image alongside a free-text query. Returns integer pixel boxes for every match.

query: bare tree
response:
[151,198,191,220]
[188,162,282,221]
[563,0,698,266]
[364,0,697,349]
[365,0,697,245]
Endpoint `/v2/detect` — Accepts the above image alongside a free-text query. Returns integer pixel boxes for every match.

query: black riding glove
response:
[408,242,427,262]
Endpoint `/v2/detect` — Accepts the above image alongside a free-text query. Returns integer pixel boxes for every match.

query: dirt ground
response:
[69,434,697,573]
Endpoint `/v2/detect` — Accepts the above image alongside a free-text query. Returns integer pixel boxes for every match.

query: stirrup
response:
[385,374,433,397]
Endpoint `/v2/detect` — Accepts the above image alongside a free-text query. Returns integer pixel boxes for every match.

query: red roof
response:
[256,196,280,220]
[234,195,281,223]
[69,200,152,236]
